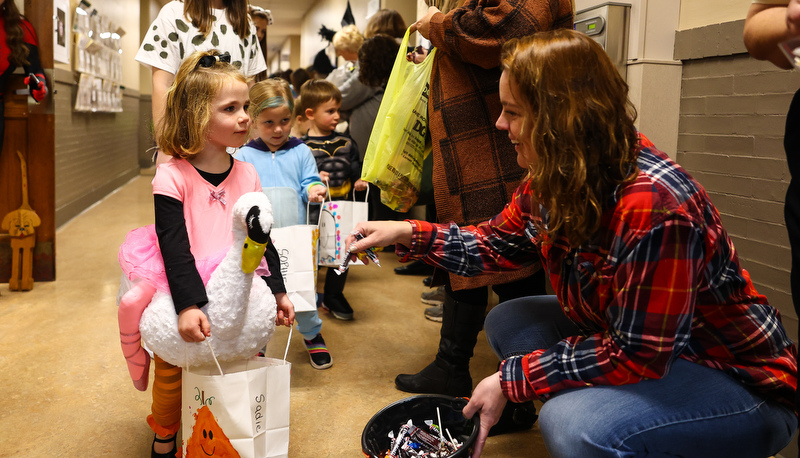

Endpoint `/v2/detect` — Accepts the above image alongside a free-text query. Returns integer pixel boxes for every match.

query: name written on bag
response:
[276,248,290,279]
[254,394,266,433]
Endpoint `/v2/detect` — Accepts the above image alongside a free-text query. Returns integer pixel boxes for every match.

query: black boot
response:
[394,359,472,397]
[394,259,434,276]
[395,288,486,397]
[488,400,538,436]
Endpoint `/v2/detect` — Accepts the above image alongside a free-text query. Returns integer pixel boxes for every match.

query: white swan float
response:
[140,192,278,368]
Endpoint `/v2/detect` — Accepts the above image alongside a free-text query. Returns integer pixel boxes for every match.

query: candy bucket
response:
[361,394,479,458]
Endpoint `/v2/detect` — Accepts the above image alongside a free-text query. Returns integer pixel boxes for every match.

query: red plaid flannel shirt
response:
[400,136,797,409]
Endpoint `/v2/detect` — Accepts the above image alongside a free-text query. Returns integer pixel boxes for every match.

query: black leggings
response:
[447,268,548,306]
[784,89,800,410]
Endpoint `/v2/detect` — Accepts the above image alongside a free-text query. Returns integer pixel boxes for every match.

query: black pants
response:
[784,89,800,413]
[436,269,548,369]
[324,266,347,295]
[446,272,548,308]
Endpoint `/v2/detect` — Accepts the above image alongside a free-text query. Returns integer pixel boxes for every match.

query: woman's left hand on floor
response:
[463,371,508,458]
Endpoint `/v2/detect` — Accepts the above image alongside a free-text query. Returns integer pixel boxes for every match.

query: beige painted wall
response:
[382,0,417,30]
[679,0,751,30]
[274,35,301,72]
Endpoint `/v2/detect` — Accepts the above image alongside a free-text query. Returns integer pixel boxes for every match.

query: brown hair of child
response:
[298,79,342,113]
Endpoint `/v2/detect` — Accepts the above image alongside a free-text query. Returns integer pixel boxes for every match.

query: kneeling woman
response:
[347,29,797,458]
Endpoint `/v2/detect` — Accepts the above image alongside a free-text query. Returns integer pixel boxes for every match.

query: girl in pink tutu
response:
[116,49,295,458]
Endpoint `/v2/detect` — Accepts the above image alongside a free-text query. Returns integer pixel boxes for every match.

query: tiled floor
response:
[0,174,546,457]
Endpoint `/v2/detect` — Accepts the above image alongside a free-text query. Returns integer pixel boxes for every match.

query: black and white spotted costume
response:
[135,0,266,77]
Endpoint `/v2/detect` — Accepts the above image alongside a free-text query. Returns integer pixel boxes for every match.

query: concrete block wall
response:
[53,68,141,227]
[675,20,800,342]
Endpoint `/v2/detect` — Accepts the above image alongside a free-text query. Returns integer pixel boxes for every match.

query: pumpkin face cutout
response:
[185,405,241,457]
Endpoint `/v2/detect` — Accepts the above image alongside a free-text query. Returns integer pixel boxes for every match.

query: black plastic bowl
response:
[361,394,479,458]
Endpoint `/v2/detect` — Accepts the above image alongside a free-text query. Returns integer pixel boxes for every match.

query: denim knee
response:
[484,295,569,359]
[537,362,799,458]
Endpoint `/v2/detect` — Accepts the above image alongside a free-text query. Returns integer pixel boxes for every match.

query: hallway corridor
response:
[0,174,542,456]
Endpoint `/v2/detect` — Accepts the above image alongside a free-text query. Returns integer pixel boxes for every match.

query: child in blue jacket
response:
[237,78,331,369]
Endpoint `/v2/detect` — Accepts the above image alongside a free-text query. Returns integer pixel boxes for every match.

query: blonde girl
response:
[117,50,294,457]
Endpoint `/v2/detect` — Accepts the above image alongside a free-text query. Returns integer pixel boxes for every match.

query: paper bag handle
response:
[283,326,293,362]
[205,339,225,376]
[192,324,293,377]
[321,176,369,203]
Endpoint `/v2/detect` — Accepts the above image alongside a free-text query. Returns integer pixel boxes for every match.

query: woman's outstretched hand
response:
[345,221,414,265]
[462,371,508,458]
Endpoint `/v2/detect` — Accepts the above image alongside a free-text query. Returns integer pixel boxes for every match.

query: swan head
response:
[234,192,273,273]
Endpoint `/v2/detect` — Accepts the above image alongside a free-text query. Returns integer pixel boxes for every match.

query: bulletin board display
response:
[71,2,123,112]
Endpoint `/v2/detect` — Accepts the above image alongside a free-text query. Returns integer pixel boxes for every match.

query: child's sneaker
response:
[424,304,443,322]
[303,334,333,370]
[321,292,354,320]
[420,286,445,306]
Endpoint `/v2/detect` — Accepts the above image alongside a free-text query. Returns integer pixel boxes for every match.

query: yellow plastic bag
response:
[361,28,436,212]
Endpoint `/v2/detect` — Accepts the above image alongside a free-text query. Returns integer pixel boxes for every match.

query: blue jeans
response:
[484,296,798,458]
[295,309,322,341]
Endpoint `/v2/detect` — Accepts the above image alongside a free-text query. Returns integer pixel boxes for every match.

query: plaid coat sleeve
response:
[401,183,541,275]
[427,0,574,69]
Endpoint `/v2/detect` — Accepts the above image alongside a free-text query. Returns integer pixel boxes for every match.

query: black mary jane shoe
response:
[152,434,177,458]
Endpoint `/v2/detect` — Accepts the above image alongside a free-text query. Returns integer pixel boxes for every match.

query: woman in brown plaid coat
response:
[395,0,574,432]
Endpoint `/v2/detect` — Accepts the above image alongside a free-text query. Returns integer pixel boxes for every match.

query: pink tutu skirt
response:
[118,224,270,293]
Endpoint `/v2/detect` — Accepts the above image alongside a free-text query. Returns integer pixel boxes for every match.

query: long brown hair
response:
[358,34,399,87]
[3,1,30,67]
[365,9,406,39]
[502,29,640,247]
[183,0,250,40]
[157,50,247,159]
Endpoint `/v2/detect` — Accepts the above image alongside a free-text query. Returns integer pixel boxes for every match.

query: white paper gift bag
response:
[318,187,369,267]
[269,221,319,313]
[181,340,291,458]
